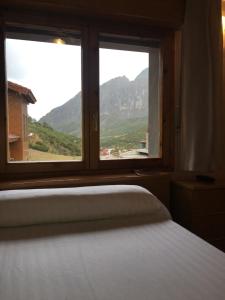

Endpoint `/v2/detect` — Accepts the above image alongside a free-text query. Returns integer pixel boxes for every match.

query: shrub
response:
[29,142,49,152]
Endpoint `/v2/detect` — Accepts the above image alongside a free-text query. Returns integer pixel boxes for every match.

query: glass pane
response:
[6,35,82,162]
[99,44,161,160]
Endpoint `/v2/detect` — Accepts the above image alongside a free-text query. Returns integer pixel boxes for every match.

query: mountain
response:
[39,91,82,137]
[40,68,149,140]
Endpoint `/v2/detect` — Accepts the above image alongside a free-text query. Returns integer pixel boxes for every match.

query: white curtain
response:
[177,0,225,174]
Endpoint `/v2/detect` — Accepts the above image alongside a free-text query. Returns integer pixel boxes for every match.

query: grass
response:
[28,149,82,161]
[28,118,81,157]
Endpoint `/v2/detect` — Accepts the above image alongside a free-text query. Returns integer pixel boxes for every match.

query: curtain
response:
[177,0,224,174]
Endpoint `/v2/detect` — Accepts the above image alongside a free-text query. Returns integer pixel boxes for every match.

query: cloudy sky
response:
[6,38,148,120]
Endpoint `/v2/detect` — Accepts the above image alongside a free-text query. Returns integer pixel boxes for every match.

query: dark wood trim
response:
[0,6,178,39]
[0,8,86,32]
[88,28,100,170]
[4,161,86,174]
[0,1,185,29]
[0,21,7,172]
[81,27,91,169]
[174,30,182,169]
[98,158,166,170]
[0,166,173,181]
[160,32,175,169]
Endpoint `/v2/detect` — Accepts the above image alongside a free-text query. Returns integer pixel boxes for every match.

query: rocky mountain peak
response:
[40,68,149,137]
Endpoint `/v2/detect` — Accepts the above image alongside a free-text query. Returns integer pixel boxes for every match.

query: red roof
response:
[8,81,37,104]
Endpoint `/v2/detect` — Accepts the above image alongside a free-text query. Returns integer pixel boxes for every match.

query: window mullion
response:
[88,27,99,169]
[81,27,91,169]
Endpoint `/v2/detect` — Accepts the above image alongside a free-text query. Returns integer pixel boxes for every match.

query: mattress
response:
[0,185,225,300]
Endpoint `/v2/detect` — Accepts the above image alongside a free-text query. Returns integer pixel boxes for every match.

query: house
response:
[8,81,36,161]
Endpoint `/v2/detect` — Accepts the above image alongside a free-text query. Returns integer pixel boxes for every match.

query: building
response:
[8,81,36,161]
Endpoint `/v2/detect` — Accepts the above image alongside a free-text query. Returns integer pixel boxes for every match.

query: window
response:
[6,32,82,162]
[99,41,161,160]
[0,21,174,176]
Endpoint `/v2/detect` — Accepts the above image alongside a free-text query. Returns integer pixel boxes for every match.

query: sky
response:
[6,38,148,120]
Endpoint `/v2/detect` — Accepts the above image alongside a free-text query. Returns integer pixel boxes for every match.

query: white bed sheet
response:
[0,216,225,300]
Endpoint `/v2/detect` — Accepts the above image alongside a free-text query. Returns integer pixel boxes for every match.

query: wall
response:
[0,0,185,28]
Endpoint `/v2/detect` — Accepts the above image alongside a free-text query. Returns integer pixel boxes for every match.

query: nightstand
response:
[171,180,225,252]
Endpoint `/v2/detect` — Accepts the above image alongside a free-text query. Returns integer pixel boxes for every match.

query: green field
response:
[27,116,148,161]
[28,149,81,161]
[28,118,81,157]
[100,117,148,150]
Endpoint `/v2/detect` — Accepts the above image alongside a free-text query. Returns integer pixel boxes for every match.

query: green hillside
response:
[100,117,148,150]
[28,118,81,157]
[28,116,147,158]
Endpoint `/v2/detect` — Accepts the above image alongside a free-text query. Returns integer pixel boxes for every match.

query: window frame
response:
[89,27,175,171]
[97,35,162,168]
[0,24,91,175]
[0,16,175,179]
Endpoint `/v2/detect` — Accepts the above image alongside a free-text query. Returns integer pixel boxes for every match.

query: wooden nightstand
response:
[171,180,225,252]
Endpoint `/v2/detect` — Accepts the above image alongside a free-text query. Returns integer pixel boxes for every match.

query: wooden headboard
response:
[0,172,171,208]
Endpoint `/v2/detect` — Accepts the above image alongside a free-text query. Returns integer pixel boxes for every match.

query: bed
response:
[0,185,225,300]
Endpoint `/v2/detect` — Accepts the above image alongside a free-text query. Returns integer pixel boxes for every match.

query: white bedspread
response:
[0,216,225,300]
